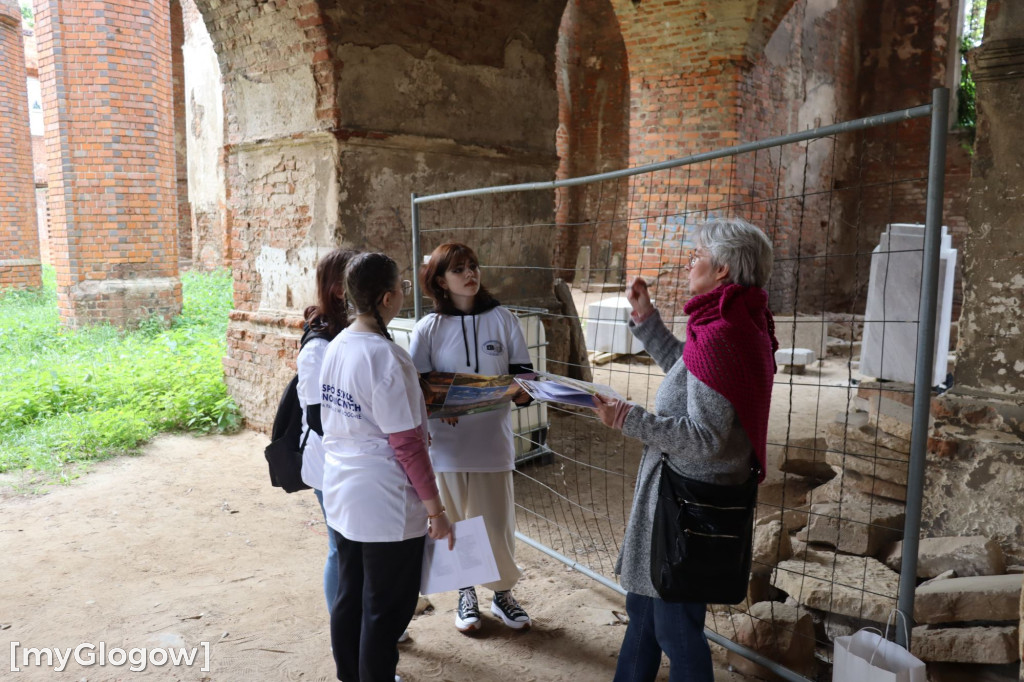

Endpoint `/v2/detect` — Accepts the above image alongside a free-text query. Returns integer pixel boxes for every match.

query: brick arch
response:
[194,0,573,430]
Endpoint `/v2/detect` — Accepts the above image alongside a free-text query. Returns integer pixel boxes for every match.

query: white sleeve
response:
[297,338,329,409]
[502,308,531,365]
[409,316,435,374]
[372,351,424,434]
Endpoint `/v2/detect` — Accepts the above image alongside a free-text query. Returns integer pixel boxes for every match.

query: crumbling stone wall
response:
[199,0,567,430]
[0,0,41,290]
[926,0,1024,564]
[34,0,181,327]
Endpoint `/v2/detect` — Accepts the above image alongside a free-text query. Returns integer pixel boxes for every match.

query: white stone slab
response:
[583,297,645,354]
[915,574,1023,624]
[860,223,957,386]
[776,347,816,366]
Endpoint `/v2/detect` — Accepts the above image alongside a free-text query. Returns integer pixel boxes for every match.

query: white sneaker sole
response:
[455,615,482,633]
[490,602,531,630]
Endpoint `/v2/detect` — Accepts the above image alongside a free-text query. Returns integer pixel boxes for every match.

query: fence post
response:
[895,86,948,648]
[411,193,422,320]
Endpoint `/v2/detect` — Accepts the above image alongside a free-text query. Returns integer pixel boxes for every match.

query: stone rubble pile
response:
[731,379,1024,678]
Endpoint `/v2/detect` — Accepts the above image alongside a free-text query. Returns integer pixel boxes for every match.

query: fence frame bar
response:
[413,104,931,205]
[895,85,949,648]
[411,92,950,677]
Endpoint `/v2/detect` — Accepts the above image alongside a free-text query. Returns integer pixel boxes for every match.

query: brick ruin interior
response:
[2,0,1022,676]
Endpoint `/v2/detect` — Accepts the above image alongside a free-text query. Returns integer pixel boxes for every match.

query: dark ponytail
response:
[304,248,358,339]
[345,252,399,341]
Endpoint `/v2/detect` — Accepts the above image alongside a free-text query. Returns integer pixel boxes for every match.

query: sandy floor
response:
[0,430,760,682]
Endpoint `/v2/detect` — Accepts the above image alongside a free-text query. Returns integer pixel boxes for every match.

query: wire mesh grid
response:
[410,103,943,680]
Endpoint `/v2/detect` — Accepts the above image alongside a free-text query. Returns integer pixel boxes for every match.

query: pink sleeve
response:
[388,426,439,501]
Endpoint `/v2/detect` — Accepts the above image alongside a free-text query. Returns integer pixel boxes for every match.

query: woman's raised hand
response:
[626,277,654,319]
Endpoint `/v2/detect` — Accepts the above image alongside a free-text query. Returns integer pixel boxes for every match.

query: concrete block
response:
[727,602,817,679]
[775,347,817,366]
[772,548,900,623]
[915,574,1023,625]
[884,536,1007,578]
[911,625,1019,664]
[795,501,904,557]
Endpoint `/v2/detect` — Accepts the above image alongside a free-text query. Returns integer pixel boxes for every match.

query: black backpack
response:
[264,328,332,493]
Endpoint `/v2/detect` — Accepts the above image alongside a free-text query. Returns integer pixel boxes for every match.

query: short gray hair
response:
[695,217,774,289]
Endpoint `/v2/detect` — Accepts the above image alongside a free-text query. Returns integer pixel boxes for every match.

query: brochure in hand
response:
[514,370,625,409]
[421,371,522,419]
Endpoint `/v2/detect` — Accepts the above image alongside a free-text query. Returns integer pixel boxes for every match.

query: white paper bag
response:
[833,625,926,682]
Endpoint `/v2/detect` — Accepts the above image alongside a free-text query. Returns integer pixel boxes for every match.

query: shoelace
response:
[494,592,526,619]
[459,589,479,614]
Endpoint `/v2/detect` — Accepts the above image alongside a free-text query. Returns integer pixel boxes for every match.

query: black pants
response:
[330,531,424,682]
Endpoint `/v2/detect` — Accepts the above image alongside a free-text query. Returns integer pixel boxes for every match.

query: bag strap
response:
[867,609,910,666]
[299,420,312,453]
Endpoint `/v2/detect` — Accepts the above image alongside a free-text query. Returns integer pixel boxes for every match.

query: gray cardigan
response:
[615,310,753,598]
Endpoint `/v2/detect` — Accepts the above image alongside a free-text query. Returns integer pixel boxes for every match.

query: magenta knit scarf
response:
[682,284,778,482]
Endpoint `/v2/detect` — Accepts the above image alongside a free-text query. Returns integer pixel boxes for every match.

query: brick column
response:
[35,0,180,327]
[0,0,42,290]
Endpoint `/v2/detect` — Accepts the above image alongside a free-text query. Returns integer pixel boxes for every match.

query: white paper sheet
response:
[420,516,500,595]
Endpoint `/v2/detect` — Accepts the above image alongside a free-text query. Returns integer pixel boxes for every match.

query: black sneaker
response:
[455,587,482,633]
[490,590,531,630]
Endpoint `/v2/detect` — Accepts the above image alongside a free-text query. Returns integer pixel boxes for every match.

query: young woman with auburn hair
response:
[410,242,535,634]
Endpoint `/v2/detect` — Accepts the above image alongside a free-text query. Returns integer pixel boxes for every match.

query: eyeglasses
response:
[401,279,413,295]
[685,249,700,268]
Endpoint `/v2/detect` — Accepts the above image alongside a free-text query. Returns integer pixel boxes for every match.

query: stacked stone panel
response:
[0,0,42,290]
[34,0,181,327]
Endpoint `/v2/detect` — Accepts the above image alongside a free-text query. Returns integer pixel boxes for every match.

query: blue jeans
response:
[613,592,713,682]
[313,489,340,613]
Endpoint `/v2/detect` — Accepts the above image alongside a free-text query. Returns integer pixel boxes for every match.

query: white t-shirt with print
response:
[409,306,531,473]
[320,329,429,543]
[297,336,330,491]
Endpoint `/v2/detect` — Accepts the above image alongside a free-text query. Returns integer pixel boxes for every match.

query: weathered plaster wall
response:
[0,0,42,290]
[925,0,1024,565]
[182,0,226,271]
[954,1,1024,398]
[201,0,568,431]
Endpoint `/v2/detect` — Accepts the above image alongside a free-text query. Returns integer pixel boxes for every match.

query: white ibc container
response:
[583,296,645,355]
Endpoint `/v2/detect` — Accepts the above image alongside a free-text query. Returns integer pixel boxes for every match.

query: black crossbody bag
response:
[650,455,759,604]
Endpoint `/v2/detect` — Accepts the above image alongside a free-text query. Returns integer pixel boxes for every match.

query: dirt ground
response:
[0,430,765,682]
[0,351,856,681]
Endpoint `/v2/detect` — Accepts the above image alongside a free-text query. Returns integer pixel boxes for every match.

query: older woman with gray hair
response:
[592,217,778,681]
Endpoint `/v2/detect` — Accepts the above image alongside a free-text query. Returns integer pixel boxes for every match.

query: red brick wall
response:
[554,0,630,282]
[170,0,192,264]
[35,0,181,326]
[0,0,42,290]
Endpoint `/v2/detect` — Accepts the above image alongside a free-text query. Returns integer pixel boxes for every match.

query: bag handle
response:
[867,609,910,666]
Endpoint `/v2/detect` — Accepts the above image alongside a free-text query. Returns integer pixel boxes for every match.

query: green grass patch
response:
[0,267,240,478]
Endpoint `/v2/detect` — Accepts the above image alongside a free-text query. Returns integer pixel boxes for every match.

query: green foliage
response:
[19,0,33,28]
[0,267,240,478]
[956,0,986,140]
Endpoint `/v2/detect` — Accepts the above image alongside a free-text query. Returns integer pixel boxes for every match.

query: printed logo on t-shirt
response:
[321,383,363,420]
[481,339,504,356]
